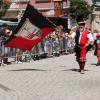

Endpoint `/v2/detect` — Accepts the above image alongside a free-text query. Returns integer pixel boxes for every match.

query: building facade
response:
[2,0,70,31]
[3,0,69,19]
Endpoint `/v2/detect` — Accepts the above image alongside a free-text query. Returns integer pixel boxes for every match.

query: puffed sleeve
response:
[87,33,94,42]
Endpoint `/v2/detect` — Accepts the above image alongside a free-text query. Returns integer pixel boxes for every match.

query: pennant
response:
[5,4,55,51]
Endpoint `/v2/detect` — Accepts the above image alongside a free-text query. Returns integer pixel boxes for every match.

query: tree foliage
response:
[69,0,91,22]
[0,1,10,18]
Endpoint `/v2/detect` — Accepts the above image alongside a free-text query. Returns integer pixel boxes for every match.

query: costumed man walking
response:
[93,30,100,66]
[68,22,94,74]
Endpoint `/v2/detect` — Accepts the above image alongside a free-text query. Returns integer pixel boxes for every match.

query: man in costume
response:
[69,22,94,74]
[93,30,100,66]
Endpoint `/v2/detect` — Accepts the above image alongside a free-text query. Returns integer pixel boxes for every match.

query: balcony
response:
[11,0,29,3]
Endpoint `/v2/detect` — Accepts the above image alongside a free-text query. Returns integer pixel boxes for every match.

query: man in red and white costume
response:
[70,22,94,74]
[93,30,100,66]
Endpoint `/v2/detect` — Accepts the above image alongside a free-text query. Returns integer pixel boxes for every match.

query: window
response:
[35,0,51,3]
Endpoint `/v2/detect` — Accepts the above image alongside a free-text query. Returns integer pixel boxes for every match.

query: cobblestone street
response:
[0,51,100,100]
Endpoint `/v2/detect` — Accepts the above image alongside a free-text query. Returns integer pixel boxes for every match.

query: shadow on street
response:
[0,84,12,92]
[8,69,49,71]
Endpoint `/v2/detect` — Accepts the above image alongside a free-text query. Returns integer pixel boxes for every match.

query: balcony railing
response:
[11,0,29,3]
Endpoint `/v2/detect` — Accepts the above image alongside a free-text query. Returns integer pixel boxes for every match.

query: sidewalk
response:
[0,51,100,100]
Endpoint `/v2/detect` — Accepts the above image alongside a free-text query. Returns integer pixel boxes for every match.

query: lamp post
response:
[53,0,63,16]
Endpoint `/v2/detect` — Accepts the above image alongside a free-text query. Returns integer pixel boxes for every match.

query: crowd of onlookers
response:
[0,24,76,65]
[15,25,75,64]
[0,24,13,66]
[1,22,100,75]
[13,25,100,65]
[0,24,87,65]
[1,23,99,66]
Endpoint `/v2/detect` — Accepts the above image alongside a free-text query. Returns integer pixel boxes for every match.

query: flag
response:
[5,4,55,51]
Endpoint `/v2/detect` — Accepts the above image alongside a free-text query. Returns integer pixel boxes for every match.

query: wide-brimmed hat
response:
[78,22,85,26]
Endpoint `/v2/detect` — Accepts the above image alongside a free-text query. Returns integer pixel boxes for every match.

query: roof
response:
[0,20,18,26]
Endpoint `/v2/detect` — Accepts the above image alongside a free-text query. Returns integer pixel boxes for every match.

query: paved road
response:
[0,51,100,100]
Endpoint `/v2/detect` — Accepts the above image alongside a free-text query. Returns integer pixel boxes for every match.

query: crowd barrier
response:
[0,36,75,65]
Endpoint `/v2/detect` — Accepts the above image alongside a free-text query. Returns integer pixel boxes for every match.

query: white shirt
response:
[70,31,94,44]
[93,33,97,40]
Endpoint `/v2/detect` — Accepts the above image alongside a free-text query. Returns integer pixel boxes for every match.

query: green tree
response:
[69,0,91,22]
[0,1,10,18]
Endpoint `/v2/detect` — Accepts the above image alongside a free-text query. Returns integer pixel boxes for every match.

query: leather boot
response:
[79,62,85,74]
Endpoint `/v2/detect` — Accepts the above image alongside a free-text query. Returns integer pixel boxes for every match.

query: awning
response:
[0,20,18,26]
